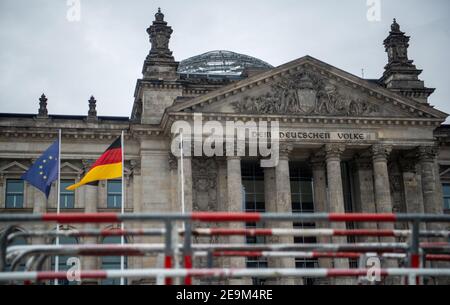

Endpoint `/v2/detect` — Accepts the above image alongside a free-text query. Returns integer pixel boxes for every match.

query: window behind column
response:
[5,179,24,208]
[443,183,450,213]
[101,236,127,285]
[107,180,122,209]
[60,180,75,209]
[290,162,318,285]
[50,235,78,285]
[241,162,267,285]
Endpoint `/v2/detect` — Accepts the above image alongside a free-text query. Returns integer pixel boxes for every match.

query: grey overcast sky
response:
[1,0,449,121]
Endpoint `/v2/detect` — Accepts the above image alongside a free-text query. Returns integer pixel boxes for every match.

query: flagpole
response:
[180,133,185,230]
[120,131,125,285]
[55,129,61,285]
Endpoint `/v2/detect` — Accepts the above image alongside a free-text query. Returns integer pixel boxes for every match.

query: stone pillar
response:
[264,166,277,243]
[418,146,443,230]
[263,167,278,285]
[372,145,395,234]
[130,160,144,283]
[353,157,378,243]
[82,184,98,284]
[325,144,349,271]
[311,155,333,269]
[372,145,399,275]
[226,156,249,285]
[32,188,47,246]
[0,176,4,211]
[400,157,425,215]
[178,156,193,214]
[274,145,296,285]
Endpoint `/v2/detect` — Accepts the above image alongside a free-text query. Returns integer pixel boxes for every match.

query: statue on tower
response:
[380,19,435,104]
[146,8,174,62]
[384,19,412,66]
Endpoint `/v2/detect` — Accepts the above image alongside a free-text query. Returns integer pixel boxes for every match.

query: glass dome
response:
[178,50,273,76]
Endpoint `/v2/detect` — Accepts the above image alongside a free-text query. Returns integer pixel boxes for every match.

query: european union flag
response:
[21,139,59,198]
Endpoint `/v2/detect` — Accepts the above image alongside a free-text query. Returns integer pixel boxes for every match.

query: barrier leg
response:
[164,221,173,285]
[408,220,421,285]
[183,221,193,285]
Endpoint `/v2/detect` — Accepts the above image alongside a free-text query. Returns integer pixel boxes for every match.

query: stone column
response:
[353,157,378,243]
[400,157,425,215]
[178,156,193,214]
[226,156,249,285]
[274,145,296,285]
[264,166,276,243]
[325,144,349,270]
[418,146,443,230]
[263,167,278,285]
[130,160,144,283]
[0,176,4,210]
[32,188,47,246]
[372,145,399,275]
[311,155,333,269]
[372,145,395,234]
[82,184,99,284]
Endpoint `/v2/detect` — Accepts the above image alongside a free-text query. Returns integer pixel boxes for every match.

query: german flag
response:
[66,137,122,191]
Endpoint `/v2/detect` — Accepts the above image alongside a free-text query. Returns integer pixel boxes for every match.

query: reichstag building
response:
[0,9,449,285]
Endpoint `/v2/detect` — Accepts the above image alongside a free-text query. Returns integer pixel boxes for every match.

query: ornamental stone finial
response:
[146,8,174,62]
[38,94,48,118]
[391,18,401,32]
[87,96,97,120]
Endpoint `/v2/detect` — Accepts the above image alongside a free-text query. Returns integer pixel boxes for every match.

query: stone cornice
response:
[160,111,443,134]
[0,127,167,140]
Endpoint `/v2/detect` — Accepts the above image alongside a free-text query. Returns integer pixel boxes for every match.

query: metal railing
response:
[0,212,449,285]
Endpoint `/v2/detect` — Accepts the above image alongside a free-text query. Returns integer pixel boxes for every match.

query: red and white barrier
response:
[1,268,450,282]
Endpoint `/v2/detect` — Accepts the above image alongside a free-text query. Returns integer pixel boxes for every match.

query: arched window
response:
[51,235,78,285]
[101,236,127,285]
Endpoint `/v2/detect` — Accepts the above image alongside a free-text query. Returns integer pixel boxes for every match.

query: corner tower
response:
[380,19,435,104]
[131,8,182,124]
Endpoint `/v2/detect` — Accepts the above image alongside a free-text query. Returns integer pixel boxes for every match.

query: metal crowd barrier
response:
[0,212,449,285]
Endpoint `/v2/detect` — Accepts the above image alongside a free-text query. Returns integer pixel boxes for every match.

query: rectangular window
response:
[5,179,24,208]
[60,180,75,209]
[443,183,450,212]
[107,180,122,209]
[242,162,267,285]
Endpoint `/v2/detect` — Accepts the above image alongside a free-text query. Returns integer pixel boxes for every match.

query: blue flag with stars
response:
[21,139,59,198]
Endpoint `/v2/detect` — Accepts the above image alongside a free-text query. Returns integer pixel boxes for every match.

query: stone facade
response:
[0,11,449,285]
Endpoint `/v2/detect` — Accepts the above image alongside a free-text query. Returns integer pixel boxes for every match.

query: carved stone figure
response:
[192,158,218,212]
[232,71,379,116]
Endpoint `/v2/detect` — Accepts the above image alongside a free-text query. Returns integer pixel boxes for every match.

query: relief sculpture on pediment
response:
[232,71,380,116]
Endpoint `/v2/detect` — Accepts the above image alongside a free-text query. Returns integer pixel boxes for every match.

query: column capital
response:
[226,155,242,161]
[325,144,345,161]
[278,143,293,160]
[417,145,439,162]
[310,150,326,170]
[372,144,392,162]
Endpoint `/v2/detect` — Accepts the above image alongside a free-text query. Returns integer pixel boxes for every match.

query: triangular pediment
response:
[0,161,28,173]
[168,56,447,120]
[61,162,82,175]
